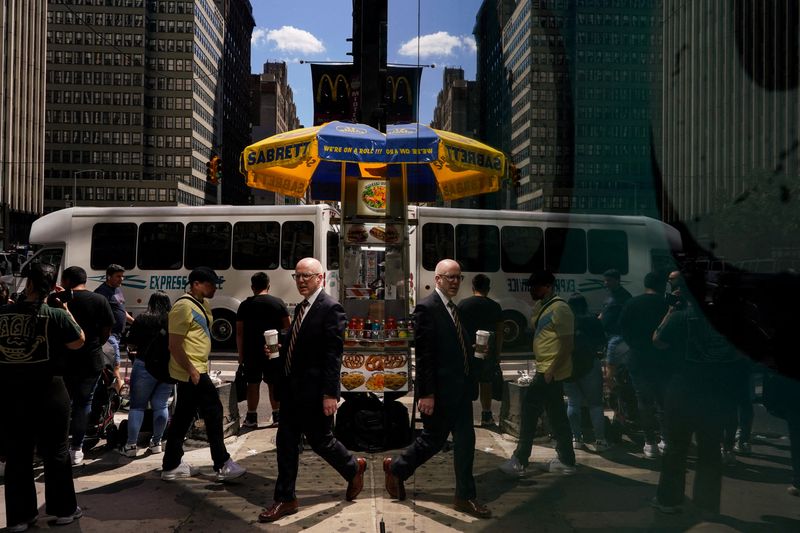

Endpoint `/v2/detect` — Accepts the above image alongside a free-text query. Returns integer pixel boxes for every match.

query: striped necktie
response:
[285,300,309,374]
[447,300,469,375]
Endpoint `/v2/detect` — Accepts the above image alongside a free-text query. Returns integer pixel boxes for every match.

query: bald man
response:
[383,259,491,518]
[259,258,366,522]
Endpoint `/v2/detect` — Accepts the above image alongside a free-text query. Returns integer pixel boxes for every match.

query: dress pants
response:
[2,376,77,526]
[274,399,357,501]
[391,389,477,500]
[514,373,576,467]
[163,373,230,471]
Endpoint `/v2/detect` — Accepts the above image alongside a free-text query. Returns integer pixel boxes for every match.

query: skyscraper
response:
[43,0,228,212]
[1,1,47,245]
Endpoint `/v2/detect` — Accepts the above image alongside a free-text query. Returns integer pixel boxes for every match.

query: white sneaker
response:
[592,439,611,453]
[499,456,526,477]
[643,443,659,459]
[7,516,37,532]
[149,441,163,454]
[119,444,137,458]
[161,461,199,481]
[658,439,667,453]
[572,438,586,450]
[54,506,83,525]
[547,458,576,475]
[69,448,84,466]
[216,458,246,481]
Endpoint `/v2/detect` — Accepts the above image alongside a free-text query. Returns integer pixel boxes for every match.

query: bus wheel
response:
[211,309,236,351]
[501,311,528,351]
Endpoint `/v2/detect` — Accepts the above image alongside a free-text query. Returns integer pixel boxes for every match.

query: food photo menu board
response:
[340,352,410,392]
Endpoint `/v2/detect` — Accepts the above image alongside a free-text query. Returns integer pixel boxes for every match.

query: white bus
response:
[410,206,681,348]
[21,205,340,349]
[22,204,679,351]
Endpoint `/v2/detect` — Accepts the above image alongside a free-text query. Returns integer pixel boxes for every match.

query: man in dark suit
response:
[259,257,366,523]
[383,259,491,519]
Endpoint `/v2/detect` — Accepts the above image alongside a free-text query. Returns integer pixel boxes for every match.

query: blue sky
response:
[250,0,484,128]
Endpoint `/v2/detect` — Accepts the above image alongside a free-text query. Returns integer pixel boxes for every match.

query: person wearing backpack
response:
[499,270,577,476]
[120,291,175,458]
[563,293,610,452]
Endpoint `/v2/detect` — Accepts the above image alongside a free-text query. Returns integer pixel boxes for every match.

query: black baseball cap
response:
[188,266,222,284]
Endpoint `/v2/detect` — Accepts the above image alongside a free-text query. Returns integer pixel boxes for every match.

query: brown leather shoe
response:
[383,457,406,500]
[346,457,367,501]
[454,497,492,519]
[258,500,299,523]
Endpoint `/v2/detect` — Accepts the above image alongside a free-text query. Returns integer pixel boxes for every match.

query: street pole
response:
[73,169,103,207]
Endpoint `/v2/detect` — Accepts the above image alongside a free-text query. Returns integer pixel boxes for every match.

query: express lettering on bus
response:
[148,275,225,291]
[506,277,576,294]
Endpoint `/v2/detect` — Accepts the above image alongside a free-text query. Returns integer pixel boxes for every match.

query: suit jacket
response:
[274,291,347,407]
[413,292,482,405]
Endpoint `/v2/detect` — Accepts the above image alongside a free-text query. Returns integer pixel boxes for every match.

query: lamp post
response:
[72,169,103,207]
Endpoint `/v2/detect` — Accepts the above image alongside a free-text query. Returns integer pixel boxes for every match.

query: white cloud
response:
[397,31,475,59]
[251,25,325,55]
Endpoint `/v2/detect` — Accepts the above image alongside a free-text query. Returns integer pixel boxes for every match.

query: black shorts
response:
[242,353,277,385]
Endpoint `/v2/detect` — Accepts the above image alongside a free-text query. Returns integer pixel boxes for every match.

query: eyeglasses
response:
[292,272,321,281]
[437,274,464,282]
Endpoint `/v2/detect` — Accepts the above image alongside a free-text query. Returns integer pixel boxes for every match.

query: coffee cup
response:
[264,329,280,358]
[475,330,491,358]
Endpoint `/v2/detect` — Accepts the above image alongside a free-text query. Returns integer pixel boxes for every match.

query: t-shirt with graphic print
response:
[167,295,213,382]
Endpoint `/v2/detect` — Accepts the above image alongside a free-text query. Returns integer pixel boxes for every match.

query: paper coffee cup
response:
[475,330,491,358]
[264,329,280,358]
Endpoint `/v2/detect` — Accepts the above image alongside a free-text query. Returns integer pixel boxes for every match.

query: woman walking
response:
[120,291,174,457]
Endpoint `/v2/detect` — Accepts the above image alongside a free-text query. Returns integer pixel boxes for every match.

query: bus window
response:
[501,225,544,273]
[456,224,499,272]
[421,223,454,271]
[588,229,629,274]
[281,221,314,270]
[545,228,586,274]
[327,231,340,270]
[138,222,184,270]
[185,222,232,270]
[232,221,280,270]
[91,223,136,270]
[27,248,64,274]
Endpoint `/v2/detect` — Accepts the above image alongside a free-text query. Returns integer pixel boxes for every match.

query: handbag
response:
[234,364,247,403]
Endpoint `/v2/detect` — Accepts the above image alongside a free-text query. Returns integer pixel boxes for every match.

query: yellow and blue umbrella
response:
[242,121,505,202]
[242,121,385,200]
[386,123,505,201]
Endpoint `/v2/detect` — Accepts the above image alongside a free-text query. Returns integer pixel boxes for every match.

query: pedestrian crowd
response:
[0,259,797,531]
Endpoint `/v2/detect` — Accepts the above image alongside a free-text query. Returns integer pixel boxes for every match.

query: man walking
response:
[259,258,366,523]
[383,259,491,519]
[161,266,246,482]
[499,270,576,476]
[94,264,133,390]
[458,273,504,427]
[60,266,114,466]
[236,272,290,428]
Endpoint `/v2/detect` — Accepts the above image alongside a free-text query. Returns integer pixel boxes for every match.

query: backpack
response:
[570,315,606,381]
[143,324,176,384]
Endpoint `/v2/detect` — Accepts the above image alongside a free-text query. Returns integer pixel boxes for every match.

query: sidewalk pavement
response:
[1,403,798,532]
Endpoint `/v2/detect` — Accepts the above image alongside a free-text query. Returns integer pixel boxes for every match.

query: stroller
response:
[81,344,123,451]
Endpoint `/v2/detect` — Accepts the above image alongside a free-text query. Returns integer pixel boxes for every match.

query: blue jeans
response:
[126,359,173,446]
[64,373,100,451]
[564,359,605,441]
[105,334,122,367]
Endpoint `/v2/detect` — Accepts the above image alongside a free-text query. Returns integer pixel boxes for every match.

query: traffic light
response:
[216,158,223,182]
[510,164,522,187]
[208,155,220,185]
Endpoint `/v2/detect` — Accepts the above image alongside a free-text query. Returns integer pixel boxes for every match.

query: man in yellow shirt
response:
[161,267,246,482]
[500,270,576,476]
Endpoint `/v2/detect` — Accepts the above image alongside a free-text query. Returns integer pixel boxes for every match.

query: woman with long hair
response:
[120,291,174,458]
[0,263,85,531]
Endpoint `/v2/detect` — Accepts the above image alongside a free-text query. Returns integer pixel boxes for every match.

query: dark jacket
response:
[414,291,483,404]
[274,291,346,407]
